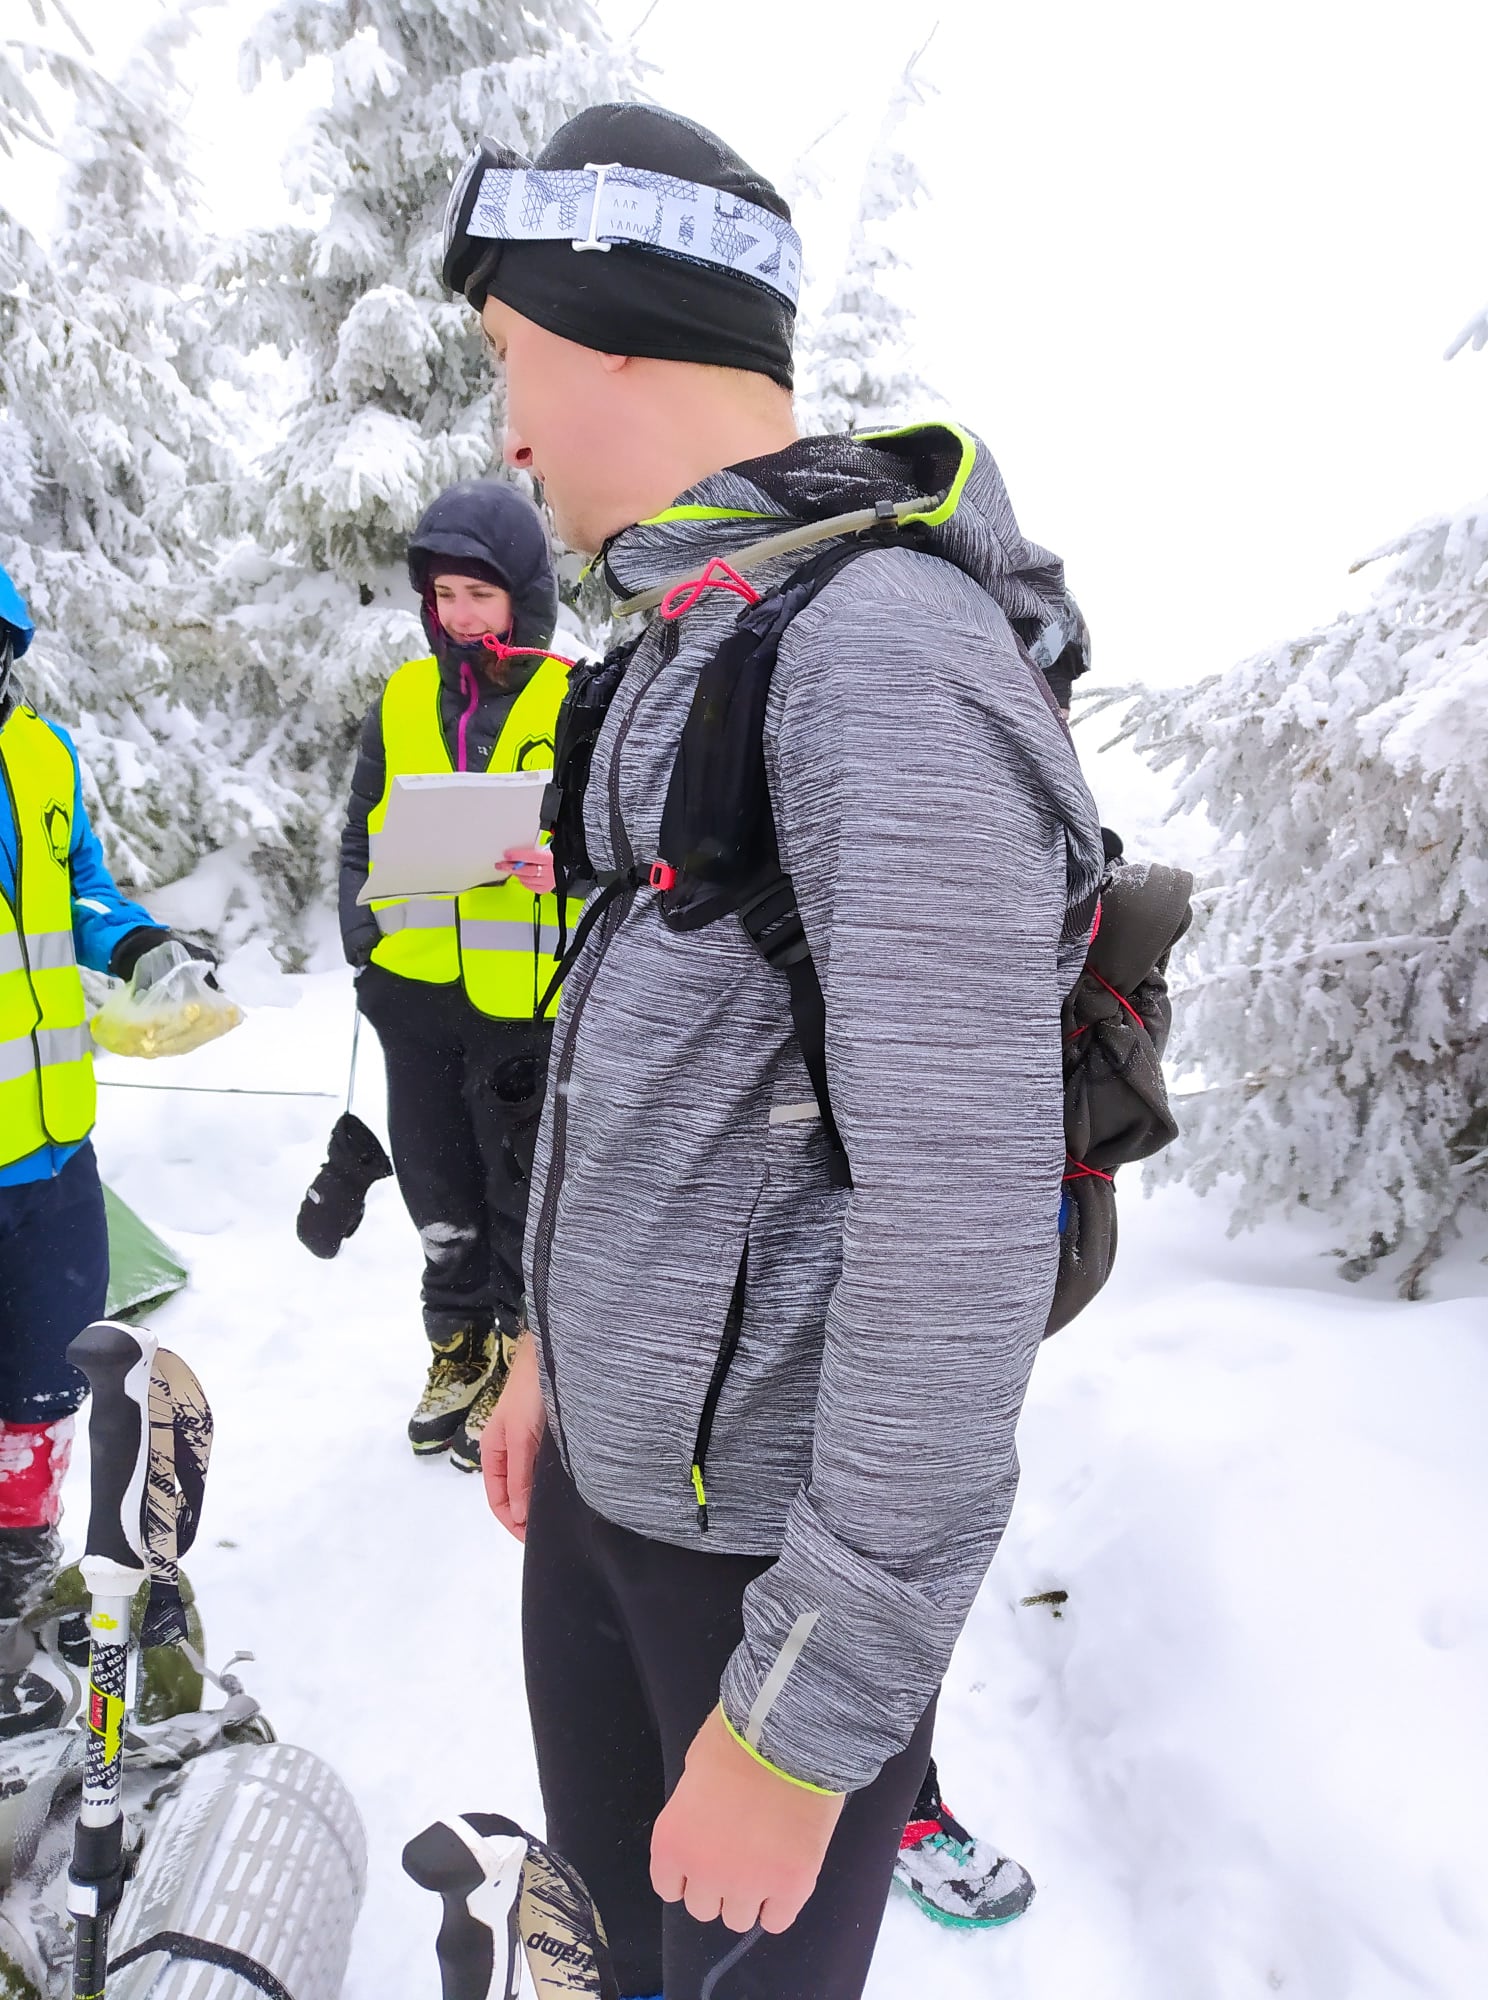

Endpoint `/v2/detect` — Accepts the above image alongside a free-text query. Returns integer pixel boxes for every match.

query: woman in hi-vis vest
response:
[0,565,234,1735]
[339,481,582,1472]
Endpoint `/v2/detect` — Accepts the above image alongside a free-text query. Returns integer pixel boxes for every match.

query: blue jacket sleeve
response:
[50,724,163,976]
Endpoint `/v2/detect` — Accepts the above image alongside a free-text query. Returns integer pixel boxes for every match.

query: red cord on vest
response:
[480,632,578,670]
[423,592,580,674]
[659,558,762,621]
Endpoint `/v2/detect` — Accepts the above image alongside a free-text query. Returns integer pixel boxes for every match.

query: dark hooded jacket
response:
[339,481,559,967]
[522,423,1104,1794]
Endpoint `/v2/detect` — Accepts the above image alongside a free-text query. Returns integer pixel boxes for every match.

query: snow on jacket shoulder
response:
[522,425,1104,1793]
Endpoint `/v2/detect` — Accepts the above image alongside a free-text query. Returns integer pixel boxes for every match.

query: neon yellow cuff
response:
[716,1707,842,1798]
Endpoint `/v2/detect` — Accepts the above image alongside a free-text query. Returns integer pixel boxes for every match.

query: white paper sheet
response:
[355,770,548,903]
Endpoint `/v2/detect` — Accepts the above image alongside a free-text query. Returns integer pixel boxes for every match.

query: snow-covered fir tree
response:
[1445,300,1488,359]
[1111,333,1488,1292]
[1,5,287,923]
[0,0,101,159]
[794,44,939,437]
[214,0,642,929]
[1,0,108,533]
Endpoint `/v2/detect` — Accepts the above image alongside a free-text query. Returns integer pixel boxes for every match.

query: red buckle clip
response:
[649,861,677,892]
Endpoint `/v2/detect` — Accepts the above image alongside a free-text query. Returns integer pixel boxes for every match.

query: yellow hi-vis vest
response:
[367,654,582,1020]
[0,705,95,1166]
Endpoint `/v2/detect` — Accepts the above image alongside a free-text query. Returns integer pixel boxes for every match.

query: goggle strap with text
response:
[450,155,802,309]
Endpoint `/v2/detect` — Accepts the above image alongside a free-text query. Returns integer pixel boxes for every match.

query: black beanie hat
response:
[406,478,559,653]
[474,104,797,391]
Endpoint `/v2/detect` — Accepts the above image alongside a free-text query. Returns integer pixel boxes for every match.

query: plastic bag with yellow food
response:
[90,940,243,1059]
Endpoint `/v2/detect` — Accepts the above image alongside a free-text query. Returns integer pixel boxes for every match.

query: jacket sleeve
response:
[52,725,165,977]
[716,555,1101,1793]
[339,702,385,968]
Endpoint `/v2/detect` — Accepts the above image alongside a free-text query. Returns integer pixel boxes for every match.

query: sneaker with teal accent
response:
[893,1787,1036,1929]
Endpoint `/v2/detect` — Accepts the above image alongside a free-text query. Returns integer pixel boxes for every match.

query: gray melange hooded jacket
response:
[523,424,1104,1793]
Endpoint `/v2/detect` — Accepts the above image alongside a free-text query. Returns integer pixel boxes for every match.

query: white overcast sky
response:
[14,0,1487,694]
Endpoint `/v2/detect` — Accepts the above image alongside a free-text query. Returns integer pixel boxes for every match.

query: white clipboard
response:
[356,771,548,904]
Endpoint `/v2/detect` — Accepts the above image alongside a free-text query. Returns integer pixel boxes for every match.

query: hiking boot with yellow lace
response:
[408,1325,496,1456]
[449,1331,518,1474]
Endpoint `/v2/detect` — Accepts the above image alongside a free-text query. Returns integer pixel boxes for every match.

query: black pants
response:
[0,1142,109,1424]
[523,1434,938,2000]
[357,965,550,1342]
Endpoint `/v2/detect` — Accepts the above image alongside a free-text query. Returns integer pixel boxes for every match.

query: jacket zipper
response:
[0,740,52,1136]
[689,1246,748,1534]
[527,621,681,1467]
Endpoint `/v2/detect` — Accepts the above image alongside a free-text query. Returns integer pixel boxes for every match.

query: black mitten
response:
[297,1112,394,1259]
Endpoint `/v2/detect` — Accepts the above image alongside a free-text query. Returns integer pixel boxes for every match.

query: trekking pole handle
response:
[67,1319,155,1594]
[403,1817,527,2000]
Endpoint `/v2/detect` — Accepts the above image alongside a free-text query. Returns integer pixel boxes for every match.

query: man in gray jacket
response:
[447,104,1104,2000]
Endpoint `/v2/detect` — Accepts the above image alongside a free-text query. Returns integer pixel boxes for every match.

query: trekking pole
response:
[345,1002,362,1116]
[64,1320,156,2000]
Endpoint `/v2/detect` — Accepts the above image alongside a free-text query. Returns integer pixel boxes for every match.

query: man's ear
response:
[598,351,631,376]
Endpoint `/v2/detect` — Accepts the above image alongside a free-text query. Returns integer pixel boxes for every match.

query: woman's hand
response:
[480,1332,547,1541]
[500,845,556,896]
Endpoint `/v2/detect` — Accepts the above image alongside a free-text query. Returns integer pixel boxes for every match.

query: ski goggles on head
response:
[441,140,804,313]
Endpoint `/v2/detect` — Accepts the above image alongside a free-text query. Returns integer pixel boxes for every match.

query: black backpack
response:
[542,540,1192,1335]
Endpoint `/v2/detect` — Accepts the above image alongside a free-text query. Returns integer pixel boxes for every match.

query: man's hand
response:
[650,1706,844,1935]
[480,1331,546,1541]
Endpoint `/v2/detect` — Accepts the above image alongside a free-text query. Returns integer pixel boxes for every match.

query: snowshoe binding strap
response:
[109,1930,295,1998]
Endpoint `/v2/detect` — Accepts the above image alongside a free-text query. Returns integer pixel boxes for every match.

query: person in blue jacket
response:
[0,564,216,1733]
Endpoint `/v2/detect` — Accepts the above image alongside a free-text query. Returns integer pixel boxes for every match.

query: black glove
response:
[110,926,173,982]
[296,1112,394,1259]
[111,927,220,988]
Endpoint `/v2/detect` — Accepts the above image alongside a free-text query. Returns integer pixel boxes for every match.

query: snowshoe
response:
[893,1793,1036,1930]
[0,1532,73,1744]
[409,1324,497,1455]
[0,1530,61,1627]
[0,1626,67,1744]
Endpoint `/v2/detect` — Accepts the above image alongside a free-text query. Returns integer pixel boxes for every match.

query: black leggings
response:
[357,965,549,1341]
[522,1434,937,2000]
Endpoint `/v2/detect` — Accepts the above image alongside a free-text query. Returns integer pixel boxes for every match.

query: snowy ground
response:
[73,959,1488,2000]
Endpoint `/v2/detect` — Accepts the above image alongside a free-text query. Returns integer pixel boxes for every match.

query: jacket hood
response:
[0,564,34,658]
[408,478,559,658]
[601,422,1089,681]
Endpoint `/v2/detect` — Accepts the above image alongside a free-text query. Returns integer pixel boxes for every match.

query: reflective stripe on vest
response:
[0,1022,92,1085]
[373,898,454,936]
[366,655,584,1020]
[0,930,77,977]
[0,706,96,1164]
[459,919,566,957]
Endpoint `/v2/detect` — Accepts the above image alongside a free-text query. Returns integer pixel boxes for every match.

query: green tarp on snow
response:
[103,1184,188,1322]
